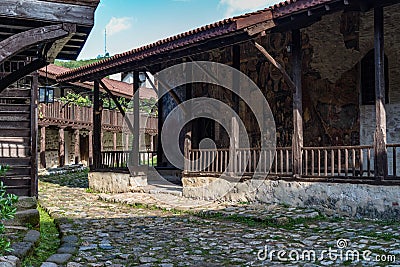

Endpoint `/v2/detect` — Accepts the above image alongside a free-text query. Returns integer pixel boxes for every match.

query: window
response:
[361,49,389,105]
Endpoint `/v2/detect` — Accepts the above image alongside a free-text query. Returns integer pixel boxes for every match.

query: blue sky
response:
[78,0,276,59]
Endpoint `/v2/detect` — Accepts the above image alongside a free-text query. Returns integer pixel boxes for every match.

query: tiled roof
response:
[56,0,344,82]
[40,64,157,99]
[56,8,273,82]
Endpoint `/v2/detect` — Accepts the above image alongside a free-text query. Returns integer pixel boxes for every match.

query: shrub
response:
[0,165,18,255]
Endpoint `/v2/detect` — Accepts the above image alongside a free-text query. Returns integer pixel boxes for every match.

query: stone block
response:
[4,209,39,227]
[46,254,72,264]
[15,197,37,211]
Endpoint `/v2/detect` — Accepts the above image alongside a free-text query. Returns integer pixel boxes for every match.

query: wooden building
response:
[38,64,158,169]
[56,0,400,217]
[0,0,99,196]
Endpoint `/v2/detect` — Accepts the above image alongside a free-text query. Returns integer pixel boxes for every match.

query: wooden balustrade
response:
[187,147,290,175]
[99,150,157,170]
[387,144,400,178]
[39,101,123,128]
[302,145,374,178]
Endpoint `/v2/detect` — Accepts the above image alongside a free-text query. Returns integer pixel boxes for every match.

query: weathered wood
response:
[291,29,303,177]
[92,81,102,169]
[88,130,93,166]
[245,20,276,36]
[45,24,77,62]
[0,24,73,64]
[253,41,296,91]
[0,58,46,92]
[132,71,140,168]
[230,45,240,174]
[74,129,80,164]
[0,0,96,26]
[31,73,38,196]
[97,79,135,134]
[374,6,388,180]
[40,126,46,169]
[58,127,65,167]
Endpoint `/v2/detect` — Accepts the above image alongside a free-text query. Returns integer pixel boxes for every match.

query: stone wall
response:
[182,177,400,220]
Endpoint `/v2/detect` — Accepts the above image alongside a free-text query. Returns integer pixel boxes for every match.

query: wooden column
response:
[101,131,104,151]
[374,6,388,180]
[31,72,39,197]
[230,45,240,174]
[40,126,46,169]
[58,127,65,167]
[93,80,102,169]
[88,130,93,167]
[73,129,80,164]
[292,29,303,177]
[133,71,140,168]
[113,132,117,151]
[184,61,192,173]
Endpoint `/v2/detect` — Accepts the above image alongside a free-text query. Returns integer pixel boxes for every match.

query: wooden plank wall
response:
[0,76,35,196]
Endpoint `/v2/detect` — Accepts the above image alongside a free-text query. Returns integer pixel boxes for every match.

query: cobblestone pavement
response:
[38,173,400,267]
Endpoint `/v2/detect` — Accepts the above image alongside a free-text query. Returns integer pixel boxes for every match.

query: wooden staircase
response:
[0,77,36,196]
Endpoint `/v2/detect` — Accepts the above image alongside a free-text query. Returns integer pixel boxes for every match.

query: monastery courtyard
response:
[37,172,400,267]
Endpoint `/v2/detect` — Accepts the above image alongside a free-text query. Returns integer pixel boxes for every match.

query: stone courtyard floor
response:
[38,173,400,267]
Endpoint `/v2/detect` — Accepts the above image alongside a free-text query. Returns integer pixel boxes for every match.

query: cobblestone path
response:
[38,173,400,267]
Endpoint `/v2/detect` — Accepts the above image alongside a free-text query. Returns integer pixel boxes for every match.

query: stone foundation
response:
[182,177,400,220]
[88,172,147,193]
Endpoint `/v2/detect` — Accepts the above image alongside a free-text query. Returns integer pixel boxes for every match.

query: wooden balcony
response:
[38,101,158,132]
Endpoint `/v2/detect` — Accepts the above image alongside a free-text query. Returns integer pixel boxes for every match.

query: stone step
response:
[15,197,37,211]
[4,209,39,228]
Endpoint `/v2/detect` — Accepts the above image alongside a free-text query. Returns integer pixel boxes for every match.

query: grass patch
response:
[22,206,60,267]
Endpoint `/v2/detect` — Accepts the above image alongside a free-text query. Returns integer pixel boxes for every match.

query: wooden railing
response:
[187,147,291,175]
[40,102,158,132]
[99,150,157,170]
[302,145,374,178]
[39,101,123,128]
[387,144,400,178]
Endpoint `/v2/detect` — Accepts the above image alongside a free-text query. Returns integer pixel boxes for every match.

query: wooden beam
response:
[0,0,96,26]
[374,6,388,180]
[97,79,135,135]
[244,20,276,36]
[45,24,77,62]
[253,41,296,91]
[0,58,47,92]
[93,81,102,169]
[291,29,303,177]
[0,24,73,64]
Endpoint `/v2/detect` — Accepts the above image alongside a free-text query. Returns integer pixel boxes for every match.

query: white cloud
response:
[105,17,133,36]
[220,0,274,16]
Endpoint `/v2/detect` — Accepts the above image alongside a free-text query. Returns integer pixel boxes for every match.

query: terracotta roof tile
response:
[40,64,156,99]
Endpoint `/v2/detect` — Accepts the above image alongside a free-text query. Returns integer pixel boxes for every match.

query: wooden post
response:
[100,131,104,151]
[58,127,65,167]
[40,126,46,169]
[133,71,140,168]
[88,130,93,167]
[184,61,192,173]
[31,72,39,197]
[74,129,80,164]
[113,131,117,151]
[292,29,303,177]
[93,80,102,169]
[230,45,240,174]
[374,6,388,180]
